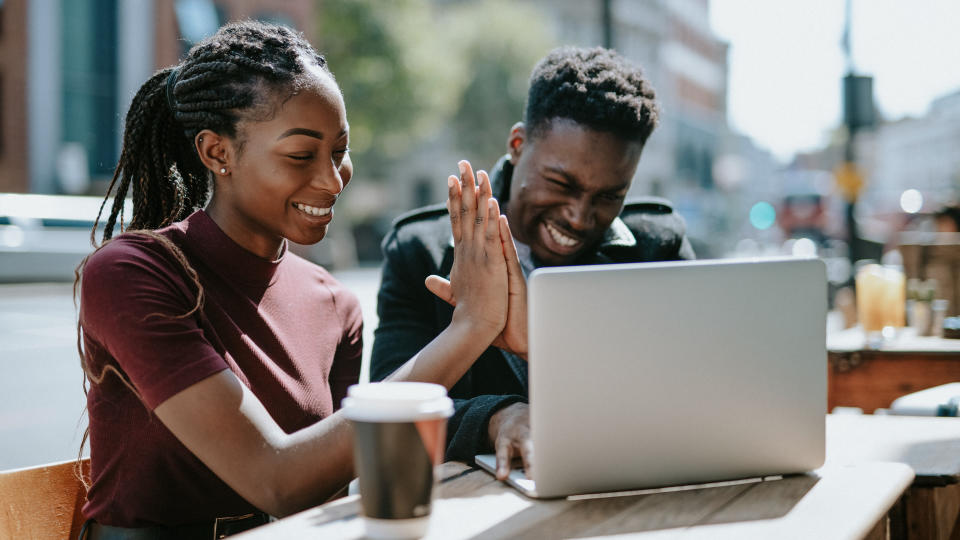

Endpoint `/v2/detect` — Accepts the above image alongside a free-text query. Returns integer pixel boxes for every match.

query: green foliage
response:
[316,0,463,175]
[315,0,554,177]
[443,0,554,168]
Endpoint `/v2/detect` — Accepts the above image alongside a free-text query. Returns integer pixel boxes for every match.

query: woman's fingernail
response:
[448,176,455,188]
[458,161,467,176]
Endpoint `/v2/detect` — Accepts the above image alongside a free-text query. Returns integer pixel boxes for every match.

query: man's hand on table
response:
[487,402,532,480]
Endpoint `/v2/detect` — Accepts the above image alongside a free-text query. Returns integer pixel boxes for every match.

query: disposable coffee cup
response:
[342,382,453,539]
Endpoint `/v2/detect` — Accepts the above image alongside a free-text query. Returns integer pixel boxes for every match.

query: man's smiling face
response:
[504,119,644,266]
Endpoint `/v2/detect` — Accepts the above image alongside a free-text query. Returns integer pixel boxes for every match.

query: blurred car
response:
[0,193,129,283]
[778,193,828,246]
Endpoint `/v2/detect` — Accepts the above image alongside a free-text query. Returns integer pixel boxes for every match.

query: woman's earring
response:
[220,168,227,174]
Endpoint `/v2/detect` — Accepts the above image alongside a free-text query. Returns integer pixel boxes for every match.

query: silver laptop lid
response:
[528,257,826,498]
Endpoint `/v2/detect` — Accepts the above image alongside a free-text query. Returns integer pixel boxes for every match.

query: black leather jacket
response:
[370,156,694,461]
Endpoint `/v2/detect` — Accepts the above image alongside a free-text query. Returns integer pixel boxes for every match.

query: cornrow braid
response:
[93,20,329,244]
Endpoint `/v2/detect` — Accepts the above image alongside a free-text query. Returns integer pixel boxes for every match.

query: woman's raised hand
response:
[426,161,527,358]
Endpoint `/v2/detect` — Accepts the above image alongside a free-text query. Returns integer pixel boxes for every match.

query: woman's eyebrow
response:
[277,128,324,140]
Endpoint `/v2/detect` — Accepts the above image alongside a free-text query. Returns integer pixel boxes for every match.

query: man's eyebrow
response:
[543,165,629,192]
[544,165,581,187]
[277,128,324,140]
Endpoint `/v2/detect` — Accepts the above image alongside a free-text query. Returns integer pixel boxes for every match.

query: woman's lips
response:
[293,202,334,223]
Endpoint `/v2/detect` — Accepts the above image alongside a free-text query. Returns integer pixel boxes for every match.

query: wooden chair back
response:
[0,458,90,540]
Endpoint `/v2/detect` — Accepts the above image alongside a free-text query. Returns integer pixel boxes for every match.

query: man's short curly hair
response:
[524,46,659,144]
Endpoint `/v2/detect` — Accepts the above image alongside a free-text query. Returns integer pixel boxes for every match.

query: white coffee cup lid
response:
[341,382,454,422]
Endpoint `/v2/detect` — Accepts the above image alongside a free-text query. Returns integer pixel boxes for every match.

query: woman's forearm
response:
[258,318,497,515]
[385,318,496,388]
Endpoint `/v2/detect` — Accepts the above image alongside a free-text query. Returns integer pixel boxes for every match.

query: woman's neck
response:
[205,199,285,261]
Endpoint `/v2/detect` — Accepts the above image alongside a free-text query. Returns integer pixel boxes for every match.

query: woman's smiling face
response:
[205,69,352,259]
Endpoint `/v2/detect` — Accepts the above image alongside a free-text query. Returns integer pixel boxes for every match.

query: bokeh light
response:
[900,189,923,214]
[749,201,776,230]
[0,226,25,248]
[791,237,818,258]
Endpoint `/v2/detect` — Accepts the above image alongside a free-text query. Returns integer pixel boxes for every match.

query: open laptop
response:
[476,257,827,498]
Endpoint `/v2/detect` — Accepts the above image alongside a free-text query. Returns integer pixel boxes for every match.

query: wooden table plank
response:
[904,484,960,540]
[827,414,960,487]
[827,328,960,413]
[573,483,755,538]
[675,463,913,540]
[828,352,960,413]
[237,462,913,539]
[437,461,472,479]
[505,493,662,539]
[437,468,498,498]
[826,414,960,539]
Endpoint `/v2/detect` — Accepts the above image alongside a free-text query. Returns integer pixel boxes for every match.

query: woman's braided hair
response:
[75,21,329,487]
[94,19,328,243]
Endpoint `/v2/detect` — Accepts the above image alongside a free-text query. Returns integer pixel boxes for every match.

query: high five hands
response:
[425,161,528,360]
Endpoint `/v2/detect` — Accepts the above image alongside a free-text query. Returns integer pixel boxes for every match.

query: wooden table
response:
[236,461,912,539]
[827,414,960,540]
[828,328,960,413]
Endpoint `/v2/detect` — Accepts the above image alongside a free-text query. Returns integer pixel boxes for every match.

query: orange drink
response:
[855,264,906,334]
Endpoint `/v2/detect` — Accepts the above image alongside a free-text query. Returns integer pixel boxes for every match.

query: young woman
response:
[77,20,520,538]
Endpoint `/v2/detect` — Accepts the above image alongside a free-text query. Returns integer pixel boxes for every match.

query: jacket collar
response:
[487,154,638,256]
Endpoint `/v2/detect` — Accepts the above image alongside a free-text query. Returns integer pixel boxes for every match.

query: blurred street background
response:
[1,0,959,469]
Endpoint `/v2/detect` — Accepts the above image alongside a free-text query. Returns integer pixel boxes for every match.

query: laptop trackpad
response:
[475,454,538,497]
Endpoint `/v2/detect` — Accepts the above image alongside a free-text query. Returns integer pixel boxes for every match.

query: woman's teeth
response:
[294,203,331,216]
[546,222,579,247]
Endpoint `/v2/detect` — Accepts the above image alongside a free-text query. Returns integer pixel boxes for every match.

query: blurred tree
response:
[316,0,554,177]
[313,0,556,262]
[315,0,463,177]
[443,0,554,169]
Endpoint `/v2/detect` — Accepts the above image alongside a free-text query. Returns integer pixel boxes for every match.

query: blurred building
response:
[2,0,784,261]
[0,0,313,196]
[382,0,774,257]
[527,0,779,256]
[862,89,960,215]
[531,0,732,192]
[788,88,960,247]
[0,0,29,193]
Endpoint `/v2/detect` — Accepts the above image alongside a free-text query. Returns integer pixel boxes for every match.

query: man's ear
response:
[506,122,526,164]
[194,129,232,177]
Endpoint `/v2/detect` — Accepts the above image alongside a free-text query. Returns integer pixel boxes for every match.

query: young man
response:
[371,47,694,476]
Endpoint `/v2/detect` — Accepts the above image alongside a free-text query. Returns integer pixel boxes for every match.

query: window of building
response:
[61,0,119,183]
[174,0,221,56]
[0,74,4,158]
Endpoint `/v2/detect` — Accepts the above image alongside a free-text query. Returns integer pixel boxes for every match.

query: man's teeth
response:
[295,203,331,216]
[546,223,579,247]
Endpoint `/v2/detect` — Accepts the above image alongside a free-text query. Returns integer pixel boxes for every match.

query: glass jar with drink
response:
[855,262,906,347]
